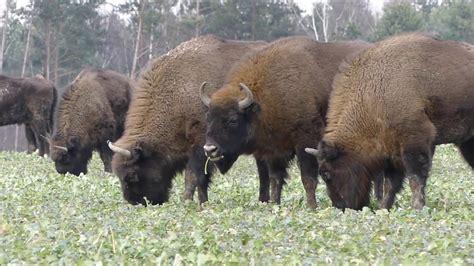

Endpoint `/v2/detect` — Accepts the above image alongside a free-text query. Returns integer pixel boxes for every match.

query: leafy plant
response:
[0,145,472,264]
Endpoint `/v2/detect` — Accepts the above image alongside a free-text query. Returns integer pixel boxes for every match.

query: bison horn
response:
[238,83,254,109]
[54,145,68,152]
[107,140,131,158]
[304,148,319,157]
[199,82,211,107]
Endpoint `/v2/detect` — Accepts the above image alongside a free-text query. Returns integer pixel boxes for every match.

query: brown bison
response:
[200,36,370,208]
[108,35,267,205]
[305,33,474,210]
[50,69,132,176]
[0,74,57,156]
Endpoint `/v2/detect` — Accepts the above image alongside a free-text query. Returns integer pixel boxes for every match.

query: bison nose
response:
[203,144,218,157]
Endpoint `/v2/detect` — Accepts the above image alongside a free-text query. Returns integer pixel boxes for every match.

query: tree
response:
[198,0,302,41]
[372,1,423,41]
[300,0,375,42]
[1,0,13,73]
[429,0,474,43]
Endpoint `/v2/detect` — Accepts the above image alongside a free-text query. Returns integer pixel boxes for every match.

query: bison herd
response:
[1,33,472,211]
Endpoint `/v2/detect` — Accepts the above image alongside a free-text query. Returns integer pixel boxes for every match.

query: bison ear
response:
[243,102,260,115]
[67,136,80,148]
[132,142,151,160]
[132,146,144,160]
[318,139,341,160]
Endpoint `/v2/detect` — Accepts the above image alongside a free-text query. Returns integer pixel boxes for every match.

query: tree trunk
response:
[195,0,200,37]
[17,22,32,152]
[0,0,10,73]
[149,22,154,60]
[44,20,51,79]
[315,3,329,42]
[21,24,32,77]
[53,28,59,86]
[251,0,256,40]
[130,0,146,79]
[311,11,320,41]
[14,125,19,151]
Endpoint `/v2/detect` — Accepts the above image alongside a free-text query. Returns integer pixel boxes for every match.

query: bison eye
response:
[228,117,238,125]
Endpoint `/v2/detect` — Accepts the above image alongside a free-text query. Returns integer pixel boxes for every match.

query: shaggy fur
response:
[317,33,474,210]
[205,36,371,208]
[0,74,57,156]
[50,69,132,175]
[111,35,267,205]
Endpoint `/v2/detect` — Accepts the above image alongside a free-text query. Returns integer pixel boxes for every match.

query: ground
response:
[0,144,473,264]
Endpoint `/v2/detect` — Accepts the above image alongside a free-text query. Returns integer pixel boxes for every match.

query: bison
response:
[200,36,370,208]
[50,69,132,176]
[305,33,474,210]
[0,74,57,156]
[108,35,267,205]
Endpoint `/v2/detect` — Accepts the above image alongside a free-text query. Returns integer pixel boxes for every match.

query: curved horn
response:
[238,83,254,109]
[54,145,68,152]
[199,82,211,107]
[304,148,319,157]
[108,140,131,158]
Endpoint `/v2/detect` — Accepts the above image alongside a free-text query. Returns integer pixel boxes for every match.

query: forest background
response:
[0,0,472,151]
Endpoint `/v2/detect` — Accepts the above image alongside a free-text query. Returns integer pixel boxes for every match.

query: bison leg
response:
[380,164,405,209]
[459,137,474,168]
[188,146,212,204]
[256,159,270,202]
[31,122,48,156]
[373,172,384,204]
[182,164,198,201]
[267,158,289,205]
[408,175,427,210]
[98,143,114,173]
[24,124,37,154]
[296,149,319,209]
[401,144,433,210]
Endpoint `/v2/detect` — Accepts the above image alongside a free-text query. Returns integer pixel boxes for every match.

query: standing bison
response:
[50,69,132,176]
[200,36,370,208]
[108,35,267,205]
[0,74,57,156]
[305,33,474,210]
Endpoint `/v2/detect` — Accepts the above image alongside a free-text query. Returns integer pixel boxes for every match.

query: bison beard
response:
[112,144,187,205]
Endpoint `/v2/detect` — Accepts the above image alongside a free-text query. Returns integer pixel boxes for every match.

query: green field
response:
[0,144,473,264]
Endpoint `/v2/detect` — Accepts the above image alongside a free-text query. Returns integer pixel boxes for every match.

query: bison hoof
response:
[182,191,194,201]
[412,199,425,210]
[307,200,318,209]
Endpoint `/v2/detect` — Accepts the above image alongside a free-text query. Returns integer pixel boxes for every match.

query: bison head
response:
[305,139,373,210]
[50,135,92,176]
[109,141,186,205]
[200,82,260,173]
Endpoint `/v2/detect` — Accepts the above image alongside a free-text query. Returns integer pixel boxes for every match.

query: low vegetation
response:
[0,145,472,264]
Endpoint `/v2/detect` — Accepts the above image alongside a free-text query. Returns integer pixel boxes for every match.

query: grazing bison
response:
[50,69,132,176]
[200,36,370,208]
[108,35,267,205]
[305,33,474,210]
[0,74,57,156]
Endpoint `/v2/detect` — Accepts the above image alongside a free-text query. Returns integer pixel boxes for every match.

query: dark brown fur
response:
[50,69,132,175]
[111,35,267,205]
[317,33,474,210]
[205,36,371,208]
[0,74,57,156]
